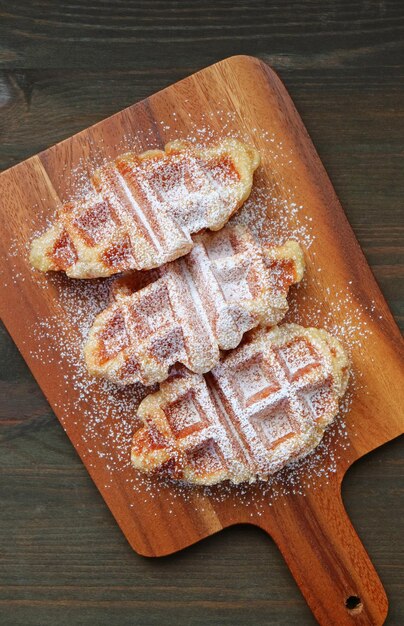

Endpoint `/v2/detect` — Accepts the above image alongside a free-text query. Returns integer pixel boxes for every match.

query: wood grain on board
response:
[0,55,403,626]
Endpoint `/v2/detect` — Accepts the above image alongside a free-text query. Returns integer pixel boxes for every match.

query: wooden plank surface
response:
[0,52,402,625]
[0,2,403,625]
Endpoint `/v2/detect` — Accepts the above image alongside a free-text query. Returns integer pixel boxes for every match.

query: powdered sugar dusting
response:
[84,224,304,387]
[3,107,385,512]
[30,140,258,278]
[132,324,349,487]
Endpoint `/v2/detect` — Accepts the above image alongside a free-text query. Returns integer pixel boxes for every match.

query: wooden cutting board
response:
[0,55,403,626]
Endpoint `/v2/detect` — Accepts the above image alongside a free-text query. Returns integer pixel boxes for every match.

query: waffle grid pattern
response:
[30,140,260,278]
[84,226,305,385]
[132,324,349,485]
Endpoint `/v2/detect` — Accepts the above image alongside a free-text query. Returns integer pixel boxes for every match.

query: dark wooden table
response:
[0,2,403,624]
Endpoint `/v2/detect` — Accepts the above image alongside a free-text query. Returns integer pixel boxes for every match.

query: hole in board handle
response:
[345,595,363,615]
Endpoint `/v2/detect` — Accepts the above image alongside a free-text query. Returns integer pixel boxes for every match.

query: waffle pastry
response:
[131,324,349,485]
[84,225,305,386]
[30,139,260,278]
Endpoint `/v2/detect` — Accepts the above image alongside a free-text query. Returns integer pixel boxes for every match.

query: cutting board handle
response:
[256,475,388,625]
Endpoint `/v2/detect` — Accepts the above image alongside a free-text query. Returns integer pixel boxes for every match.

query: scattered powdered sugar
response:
[131,324,350,493]
[86,224,303,388]
[32,139,258,278]
[4,107,384,513]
